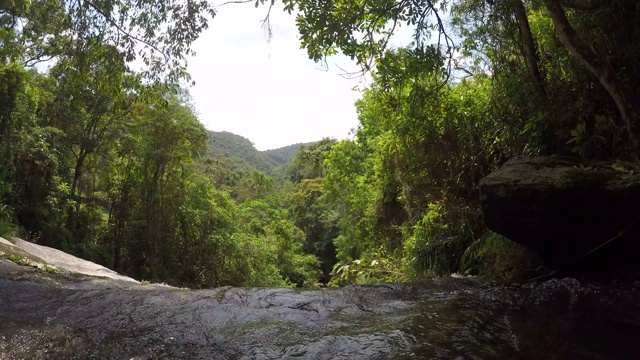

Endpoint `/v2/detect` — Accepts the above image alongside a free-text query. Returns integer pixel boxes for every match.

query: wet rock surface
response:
[1,264,640,359]
[479,156,640,269]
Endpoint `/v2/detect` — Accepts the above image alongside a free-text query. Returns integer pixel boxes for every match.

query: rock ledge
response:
[479,156,640,269]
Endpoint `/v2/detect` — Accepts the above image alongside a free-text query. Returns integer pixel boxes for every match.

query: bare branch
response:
[334,63,368,80]
[22,54,56,68]
[215,0,254,7]
[425,0,455,87]
[260,0,275,41]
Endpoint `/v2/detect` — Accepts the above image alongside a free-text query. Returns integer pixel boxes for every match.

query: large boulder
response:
[479,156,640,270]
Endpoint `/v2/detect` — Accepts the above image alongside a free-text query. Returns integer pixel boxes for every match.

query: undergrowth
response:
[460,231,543,283]
[0,205,17,240]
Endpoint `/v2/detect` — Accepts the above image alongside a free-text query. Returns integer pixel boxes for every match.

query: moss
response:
[560,168,612,189]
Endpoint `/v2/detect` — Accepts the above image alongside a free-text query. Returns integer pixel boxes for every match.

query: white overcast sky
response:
[187,2,414,150]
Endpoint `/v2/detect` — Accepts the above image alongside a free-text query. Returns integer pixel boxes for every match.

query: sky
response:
[187,2,412,151]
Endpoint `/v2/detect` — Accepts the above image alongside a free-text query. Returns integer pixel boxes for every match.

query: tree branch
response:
[82,0,169,62]
[215,0,254,6]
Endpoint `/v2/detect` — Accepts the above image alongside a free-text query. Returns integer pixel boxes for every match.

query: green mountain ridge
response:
[262,143,311,167]
[206,131,317,175]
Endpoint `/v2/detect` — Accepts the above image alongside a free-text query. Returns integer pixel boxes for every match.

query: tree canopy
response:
[1,0,638,287]
[1,0,215,82]
[278,0,639,150]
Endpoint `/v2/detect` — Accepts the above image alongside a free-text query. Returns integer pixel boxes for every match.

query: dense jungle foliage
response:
[1,0,638,287]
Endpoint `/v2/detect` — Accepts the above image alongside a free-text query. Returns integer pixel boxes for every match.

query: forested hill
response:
[262,143,311,167]
[206,131,315,174]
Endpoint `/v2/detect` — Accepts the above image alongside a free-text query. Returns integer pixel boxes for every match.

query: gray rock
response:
[479,156,640,269]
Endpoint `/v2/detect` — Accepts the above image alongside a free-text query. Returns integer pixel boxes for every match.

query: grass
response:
[141,279,151,285]
[0,248,59,272]
[3,253,33,267]
[44,264,59,273]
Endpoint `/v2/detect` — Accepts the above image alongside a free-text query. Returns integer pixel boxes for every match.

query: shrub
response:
[0,205,17,240]
[460,231,543,283]
[404,201,478,276]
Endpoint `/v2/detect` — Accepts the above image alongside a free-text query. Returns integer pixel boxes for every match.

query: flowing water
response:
[1,265,639,359]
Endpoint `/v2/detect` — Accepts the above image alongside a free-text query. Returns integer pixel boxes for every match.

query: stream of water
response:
[1,269,639,359]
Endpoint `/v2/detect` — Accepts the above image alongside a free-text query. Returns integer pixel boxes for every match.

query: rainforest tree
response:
[2,0,639,287]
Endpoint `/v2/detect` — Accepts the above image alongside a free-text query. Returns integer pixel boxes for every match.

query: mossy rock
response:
[480,156,640,273]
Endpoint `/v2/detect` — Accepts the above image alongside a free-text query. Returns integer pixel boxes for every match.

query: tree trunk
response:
[542,0,639,145]
[67,150,88,240]
[70,150,88,202]
[512,0,546,99]
[114,231,122,272]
